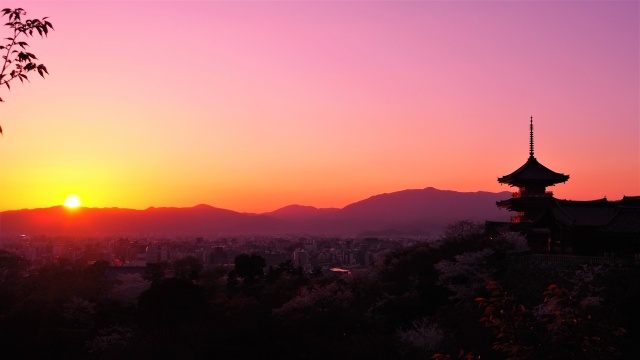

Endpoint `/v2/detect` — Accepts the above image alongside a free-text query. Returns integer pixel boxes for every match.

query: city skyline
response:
[0,0,638,213]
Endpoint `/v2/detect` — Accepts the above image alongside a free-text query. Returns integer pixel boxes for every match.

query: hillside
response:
[0,187,511,237]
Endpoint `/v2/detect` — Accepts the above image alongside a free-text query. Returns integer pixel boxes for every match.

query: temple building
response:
[486,118,640,256]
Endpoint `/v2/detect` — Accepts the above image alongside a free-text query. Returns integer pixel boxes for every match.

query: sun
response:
[63,194,82,208]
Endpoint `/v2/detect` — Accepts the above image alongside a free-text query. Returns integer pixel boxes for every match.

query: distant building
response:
[293,248,309,267]
[145,243,160,264]
[160,246,170,262]
[263,250,287,266]
[210,246,227,265]
[486,118,640,256]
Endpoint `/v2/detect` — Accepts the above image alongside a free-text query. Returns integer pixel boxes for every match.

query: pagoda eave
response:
[497,196,555,210]
[497,178,569,188]
[498,155,569,187]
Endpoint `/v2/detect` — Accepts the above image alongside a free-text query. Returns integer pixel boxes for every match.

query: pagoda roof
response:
[498,156,569,187]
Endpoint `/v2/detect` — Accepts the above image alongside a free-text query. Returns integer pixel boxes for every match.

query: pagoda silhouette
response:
[487,118,640,256]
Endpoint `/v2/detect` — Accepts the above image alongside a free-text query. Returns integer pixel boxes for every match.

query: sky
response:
[0,0,638,213]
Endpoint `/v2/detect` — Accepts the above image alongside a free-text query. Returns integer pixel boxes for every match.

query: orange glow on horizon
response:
[0,1,637,214]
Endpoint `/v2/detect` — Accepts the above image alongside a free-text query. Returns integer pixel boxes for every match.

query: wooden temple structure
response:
[486,118,640,255]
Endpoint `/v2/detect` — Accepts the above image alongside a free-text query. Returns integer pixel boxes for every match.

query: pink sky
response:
[0,1,638,213]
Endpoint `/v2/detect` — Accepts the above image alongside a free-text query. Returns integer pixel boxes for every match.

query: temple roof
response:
[543,198,640,233]
[602,207,640,233]
[498,156,570,187]
[549,199,616,226]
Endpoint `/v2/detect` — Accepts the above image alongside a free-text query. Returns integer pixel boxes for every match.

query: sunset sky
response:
[0,0,638,213]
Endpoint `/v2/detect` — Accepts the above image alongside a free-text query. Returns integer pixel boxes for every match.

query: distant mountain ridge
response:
[0,187,511,237]
[266,205,340,218]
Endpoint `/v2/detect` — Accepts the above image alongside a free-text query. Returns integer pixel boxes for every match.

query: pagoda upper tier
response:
[498,155,569,187]
[498,117,569,188]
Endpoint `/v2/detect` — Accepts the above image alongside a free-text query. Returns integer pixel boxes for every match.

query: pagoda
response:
[487,118,640,256]
[496,117,569,224]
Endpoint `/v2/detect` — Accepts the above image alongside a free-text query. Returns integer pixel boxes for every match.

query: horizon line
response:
[1,186,633,214]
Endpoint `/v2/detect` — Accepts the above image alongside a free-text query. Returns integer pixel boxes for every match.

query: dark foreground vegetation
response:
[1,221,639,359]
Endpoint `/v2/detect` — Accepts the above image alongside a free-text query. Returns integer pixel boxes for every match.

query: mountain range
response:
[0,187,512,238]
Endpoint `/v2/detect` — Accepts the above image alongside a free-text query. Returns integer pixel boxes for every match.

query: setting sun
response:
[63,194,82,208]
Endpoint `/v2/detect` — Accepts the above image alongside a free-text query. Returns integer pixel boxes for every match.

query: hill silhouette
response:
[0,187,511,237]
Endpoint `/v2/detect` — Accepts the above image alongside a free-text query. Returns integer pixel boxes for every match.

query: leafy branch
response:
[0,7,54,135]
[475,280,534,360]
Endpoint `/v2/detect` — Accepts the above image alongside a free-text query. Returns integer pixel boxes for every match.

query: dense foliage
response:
[0,221,638,359]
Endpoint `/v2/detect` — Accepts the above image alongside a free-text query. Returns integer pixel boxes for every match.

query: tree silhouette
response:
[0,7,54,135]
[234,253,266,283]
[173,256,203,281]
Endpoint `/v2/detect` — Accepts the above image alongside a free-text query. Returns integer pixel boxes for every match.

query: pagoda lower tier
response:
[497,193,556,223]
[487,196,640,255]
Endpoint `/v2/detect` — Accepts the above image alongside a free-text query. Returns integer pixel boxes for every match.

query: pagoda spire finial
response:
[529,116,534,157]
